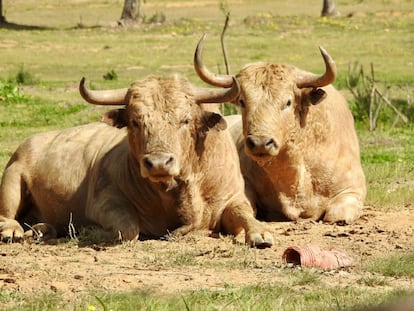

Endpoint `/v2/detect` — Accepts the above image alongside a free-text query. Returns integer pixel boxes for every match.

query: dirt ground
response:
[1,205,413,307]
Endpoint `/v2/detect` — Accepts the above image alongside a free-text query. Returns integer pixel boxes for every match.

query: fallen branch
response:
[375,87,408,124]
[221,12,231,75]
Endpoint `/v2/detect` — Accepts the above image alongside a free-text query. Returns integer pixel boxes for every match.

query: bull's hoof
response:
[247,232,273,248]
[1,234,22,243]
[323,197,362,224]
[0,219,24,243]
[169,224,193,237]
[24,223,57,242]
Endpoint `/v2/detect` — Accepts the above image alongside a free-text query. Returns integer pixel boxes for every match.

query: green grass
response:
[290,269,321,286]
[359,127,414,209]
[365,251,414,278]
[1,284,411,311]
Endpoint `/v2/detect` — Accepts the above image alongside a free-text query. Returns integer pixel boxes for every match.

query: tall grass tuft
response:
[14,64,38,85]
[364,251,414,278]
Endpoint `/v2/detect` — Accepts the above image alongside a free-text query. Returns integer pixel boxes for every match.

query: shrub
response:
[346,62,410,131]
[0,80,29,104]
[15,64,38,85]
[103,69,118,81]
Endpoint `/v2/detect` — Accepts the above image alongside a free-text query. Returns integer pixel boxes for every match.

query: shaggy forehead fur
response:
[127,75,198,120]
[237,63,297,100]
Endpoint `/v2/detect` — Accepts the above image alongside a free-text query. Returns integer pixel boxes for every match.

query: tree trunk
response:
[119,0,141,24]
[321,0,340,17]
[0,0,6,23]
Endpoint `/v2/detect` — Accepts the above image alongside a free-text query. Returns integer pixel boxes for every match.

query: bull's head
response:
[79,75,239,188]
[194,34,336,163]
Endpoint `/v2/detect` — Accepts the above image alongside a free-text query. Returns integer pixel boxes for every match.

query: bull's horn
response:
[194,33,234,88]
[296,47,337,89]
[195,77,240,104]
[79,77,128,105]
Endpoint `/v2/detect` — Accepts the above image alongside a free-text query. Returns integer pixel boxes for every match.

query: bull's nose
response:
[142,153,176,176]
[245,135,278,156]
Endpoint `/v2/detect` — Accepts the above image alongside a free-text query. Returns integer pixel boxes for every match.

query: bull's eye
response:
[180,118,191,127]
[238,98,246,108]
[284,99,292,109]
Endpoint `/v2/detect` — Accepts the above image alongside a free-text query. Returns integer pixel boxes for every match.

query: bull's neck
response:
[259,147,305,194]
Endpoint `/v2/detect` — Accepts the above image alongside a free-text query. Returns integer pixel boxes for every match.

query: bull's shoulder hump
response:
[17,122,127,156]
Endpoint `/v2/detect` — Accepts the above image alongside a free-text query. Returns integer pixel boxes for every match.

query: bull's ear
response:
[101,108,128,128]
[298,88,326,128]
[203,111,227,131]
[308,88,327,106]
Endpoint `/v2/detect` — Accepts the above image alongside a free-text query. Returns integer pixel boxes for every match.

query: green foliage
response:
[3,284,410,311]
[362,152,398,164]
[5,291,64,311]
[346,62,412,130]
[290,269,321,286]
[221,103,239,116]
[0,65,38,105]
[14,64,38,85]
[94,296,110,311]
[102,69,118,81]
[0,97,87,128]
[357,276,388,287]
[359,128,414,209]
[364,251,414,278]
[0,80,29,104]
[172,251,198,266]
[0,290,20,307]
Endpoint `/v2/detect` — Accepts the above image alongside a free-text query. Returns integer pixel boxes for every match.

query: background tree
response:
[119,0,143,25]
[0,0,6,23]
[321,0,340,17]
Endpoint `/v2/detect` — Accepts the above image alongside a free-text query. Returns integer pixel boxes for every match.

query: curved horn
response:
[296,47,337,89]
[194,33,234,88]
[79,77,128,105]
[195,77,240,104]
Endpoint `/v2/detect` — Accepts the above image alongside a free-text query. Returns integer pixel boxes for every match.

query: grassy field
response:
[0,0,413,310]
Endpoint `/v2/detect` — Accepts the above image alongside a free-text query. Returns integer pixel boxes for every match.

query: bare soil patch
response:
[1,206,413,306]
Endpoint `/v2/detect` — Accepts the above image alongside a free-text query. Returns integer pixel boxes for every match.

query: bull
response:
[0,74,273,247]
[194,34,366,224]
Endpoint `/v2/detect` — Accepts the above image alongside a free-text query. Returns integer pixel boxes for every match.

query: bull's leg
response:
[324,193,363,224]
[0,163,26,241]
[169,224,194,237]
[221,198,273,248]
[170,183,204,237]
[87,197,141,241]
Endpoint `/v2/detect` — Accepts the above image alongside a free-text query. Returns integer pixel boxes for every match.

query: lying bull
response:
[0,74,273,247]
[194,34,366,224]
